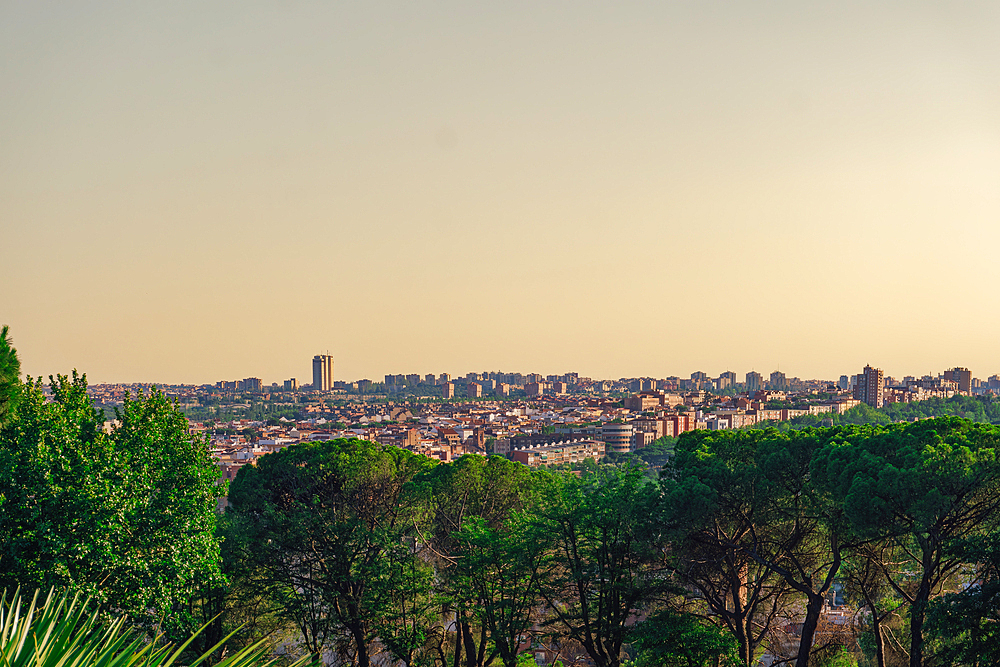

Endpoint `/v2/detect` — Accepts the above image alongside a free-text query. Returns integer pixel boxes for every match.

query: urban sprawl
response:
[82,356,994,482]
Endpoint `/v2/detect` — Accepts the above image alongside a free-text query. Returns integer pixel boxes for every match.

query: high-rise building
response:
[746,371,762,392]
[238,377,263,392]
[838,375,850,391]
[441,382,455,399]
[943,367,972,394]
[854,364,884,408]
[312,354,334,391]
[283,378,298,391]
[769,371,787,391]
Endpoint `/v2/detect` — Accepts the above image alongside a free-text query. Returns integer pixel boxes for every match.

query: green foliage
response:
[227,439,436,667]
[413,455,548,667]
[0,374,224,640]
[596,437,677,473]
[0,326,20,427]
[630,610,738,667]
[811,418,1000,667]
[811,646,857,667]
[925,529,1000,666]
[662,429,792,666]
[0,588,311,667]
[536,468,668,667]
[754,394,1000,432]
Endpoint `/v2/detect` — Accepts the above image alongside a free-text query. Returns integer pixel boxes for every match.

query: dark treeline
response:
[2,334,1000,667]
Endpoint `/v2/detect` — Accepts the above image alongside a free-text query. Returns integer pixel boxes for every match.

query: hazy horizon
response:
[4,2,1000,384]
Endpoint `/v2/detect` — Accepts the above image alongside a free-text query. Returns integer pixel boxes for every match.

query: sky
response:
[3,1,1000,385]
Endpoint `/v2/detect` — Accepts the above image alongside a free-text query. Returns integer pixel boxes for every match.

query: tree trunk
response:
[909,596,928,667]
[453,613,463,667]
[733,620,752,667]
[350,621,370,667]
[462,622,478,667]
[909,550,934,667]
[871,610,886,667]
[795,592,825,667]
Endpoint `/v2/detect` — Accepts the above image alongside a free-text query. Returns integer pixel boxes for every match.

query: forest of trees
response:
[3,331,1000,667]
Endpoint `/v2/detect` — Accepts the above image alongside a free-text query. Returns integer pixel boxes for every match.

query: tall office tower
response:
[746,371,762,392]
[854,364,884,408]
[312,354,334,391]
[943,367,972,394]
[838,375,850,391]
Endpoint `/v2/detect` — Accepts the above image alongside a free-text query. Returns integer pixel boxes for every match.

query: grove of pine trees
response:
[3,331,1000,667]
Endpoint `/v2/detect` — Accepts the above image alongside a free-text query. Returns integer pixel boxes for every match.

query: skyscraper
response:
[312,354,334,391]
[854,364,884,408]
[746,371,762,392]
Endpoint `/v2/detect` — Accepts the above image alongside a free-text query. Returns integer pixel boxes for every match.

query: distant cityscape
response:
[77,353,1000,483]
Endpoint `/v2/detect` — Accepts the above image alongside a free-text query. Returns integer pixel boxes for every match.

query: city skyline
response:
[88,352,996,394]
[4,2,1000,383]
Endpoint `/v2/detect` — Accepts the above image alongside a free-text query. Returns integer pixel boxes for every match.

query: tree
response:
[812,417,1000,667]
[0,373,225,640]
[534,468,667,667]
[0,325,20,426]
[750,428,862,667]
[839,540,907,667]
[925,529,1000,666]
[662,430,795,666]
[227,438,436,667]
[413,454,545,667]
[630,609,739,667]
[450,514,549,667]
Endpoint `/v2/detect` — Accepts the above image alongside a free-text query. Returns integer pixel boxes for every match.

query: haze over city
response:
[4,1,1000,383]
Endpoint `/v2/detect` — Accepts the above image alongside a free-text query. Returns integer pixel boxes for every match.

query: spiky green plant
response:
[0,324,20,426]
[0,589,312,667]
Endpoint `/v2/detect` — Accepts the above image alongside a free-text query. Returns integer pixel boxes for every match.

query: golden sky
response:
[3,1,1000,384]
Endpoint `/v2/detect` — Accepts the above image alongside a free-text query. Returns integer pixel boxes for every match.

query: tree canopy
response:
[0,371,224,640]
